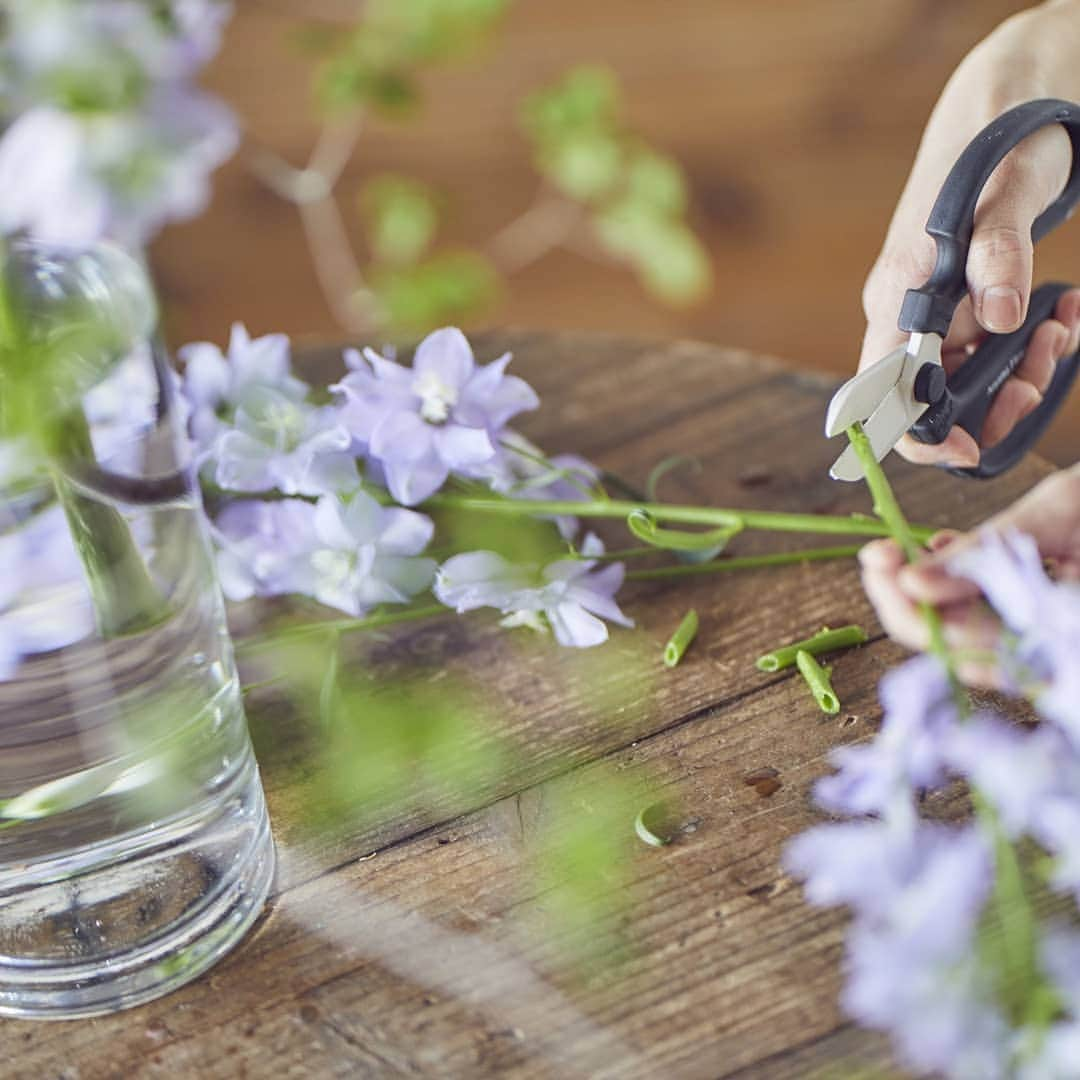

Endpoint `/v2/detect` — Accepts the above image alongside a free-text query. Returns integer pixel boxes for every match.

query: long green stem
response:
[425,493,939,541]
[845,422,1053,1032]
[628,544,861,581]
[51,409,167,636]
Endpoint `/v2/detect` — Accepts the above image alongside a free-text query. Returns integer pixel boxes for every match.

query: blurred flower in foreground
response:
[436,533,632,647]
[334,326,539,504]
[786,528,1080,1078]
[0,0,237,247]
[952,530,1080,736]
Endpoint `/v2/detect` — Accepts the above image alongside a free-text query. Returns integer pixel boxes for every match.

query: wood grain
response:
[6,332,1051,1078]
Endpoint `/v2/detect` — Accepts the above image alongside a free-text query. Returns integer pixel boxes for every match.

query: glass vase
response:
[0,241,274,1018]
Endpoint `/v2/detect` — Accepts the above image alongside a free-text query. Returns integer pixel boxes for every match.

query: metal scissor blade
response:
[828,386,924,481]
[824,346,908,438]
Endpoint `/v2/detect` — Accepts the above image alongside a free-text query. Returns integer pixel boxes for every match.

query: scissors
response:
[826,98,1080,482]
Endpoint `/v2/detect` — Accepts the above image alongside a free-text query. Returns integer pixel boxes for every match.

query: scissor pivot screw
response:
[913,362,947,406]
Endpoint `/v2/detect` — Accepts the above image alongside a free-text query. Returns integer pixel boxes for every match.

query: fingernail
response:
[981,286,1022,332]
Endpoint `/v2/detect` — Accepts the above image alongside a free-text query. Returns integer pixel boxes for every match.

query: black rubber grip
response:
[899,99,1080,337]
[947,282,1080,478]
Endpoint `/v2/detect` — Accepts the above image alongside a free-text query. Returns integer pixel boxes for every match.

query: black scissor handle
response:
[909,281,1080,477]
[899,99,1080,337]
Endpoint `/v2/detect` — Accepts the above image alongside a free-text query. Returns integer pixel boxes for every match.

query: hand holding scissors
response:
[827,99,1080,481]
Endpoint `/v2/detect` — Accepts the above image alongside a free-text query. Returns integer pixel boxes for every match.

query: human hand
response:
[859,465,1080,686]
[859,2,1080,470]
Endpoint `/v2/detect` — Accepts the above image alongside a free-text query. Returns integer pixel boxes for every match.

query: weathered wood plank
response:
[245,332,1049,888]
[6,333,1052,1077]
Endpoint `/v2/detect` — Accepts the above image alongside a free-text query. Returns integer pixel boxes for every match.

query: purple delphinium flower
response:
[951,530,1080,736]
[475,430,600,539]
[790,817,1005,1077]
[212,499,322,603]
[813,653,956,817]
[178,323,308,449]
[305,493,436,617]
[0,108,108,246]
[434,533,632,647]
[212,386,357,497]
[333,327,540,505]
[0,1,236,247]
[0,506,96,680]
[212,493,435,618]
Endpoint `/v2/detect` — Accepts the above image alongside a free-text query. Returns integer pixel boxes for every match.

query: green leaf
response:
[637,223,712,305]
[596,203,711,305]
[370,249,499,336]
[360,175,440,265]
[624,148,687,215]
[543,133,622,202]
[318,57,417,114]
[521,65,620,147]
[315,0,509,114]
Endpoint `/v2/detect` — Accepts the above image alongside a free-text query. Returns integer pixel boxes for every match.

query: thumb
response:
[966,124,1073,334]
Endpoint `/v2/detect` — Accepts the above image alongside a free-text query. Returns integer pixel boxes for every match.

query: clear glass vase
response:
[0,241,274,1018]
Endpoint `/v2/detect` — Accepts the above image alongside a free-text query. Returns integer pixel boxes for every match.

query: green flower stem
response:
[844,422,1055,1032]
[51,409,168,636]
[795,649,839,714]
[239,603,450,652]
[755,623,868,672]
[583,545,664,561]
[627,507,743,551]
[628,544,861,581]
[845,423,924,562]
[663,609,698,668]
[425,493,940,542]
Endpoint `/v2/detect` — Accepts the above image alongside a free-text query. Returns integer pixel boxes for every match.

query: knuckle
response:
[967,224,1029,273]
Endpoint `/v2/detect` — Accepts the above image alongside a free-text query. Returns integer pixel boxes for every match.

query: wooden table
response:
[10,332,1050,1078]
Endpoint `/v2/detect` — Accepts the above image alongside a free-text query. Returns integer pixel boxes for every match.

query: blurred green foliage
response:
[315,0,510,114]
[357,175,498,334]
[523,67,712,305]
[294,3,711,336]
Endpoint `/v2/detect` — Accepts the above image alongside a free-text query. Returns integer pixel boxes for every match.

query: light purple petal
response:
[435,551,532,612]
[433,424,495,469]
[362,346,413,387]
[370,410,433,465]
[178,341,230,407]
[312,495,358,550]
[412,327,475,390]
[383,456,449,506]
[214,430,273,491]
[378,508,435,556]
[548,602,609,647]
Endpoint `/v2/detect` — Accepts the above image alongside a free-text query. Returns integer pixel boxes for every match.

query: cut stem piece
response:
[663,609,699,668]
[755,624,867,672]
[795,649,839,715]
